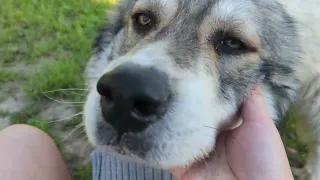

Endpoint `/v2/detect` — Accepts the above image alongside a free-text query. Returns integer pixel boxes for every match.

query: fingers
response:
[230,86,294,180]
[241,87,273,125]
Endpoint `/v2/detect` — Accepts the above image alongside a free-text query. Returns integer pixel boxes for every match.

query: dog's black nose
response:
[97,65,170,134]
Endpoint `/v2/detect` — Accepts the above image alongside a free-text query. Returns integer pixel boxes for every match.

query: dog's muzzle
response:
[97,64,171,136]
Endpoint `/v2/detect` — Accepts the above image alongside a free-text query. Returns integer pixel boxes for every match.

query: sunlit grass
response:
[92,0,119,5]
[0,0,114,178]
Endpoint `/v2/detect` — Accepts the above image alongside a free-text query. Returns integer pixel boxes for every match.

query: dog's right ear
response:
[93,0,137,53]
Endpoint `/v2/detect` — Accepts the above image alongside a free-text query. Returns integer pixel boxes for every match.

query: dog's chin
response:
[90,125,218,169]
[94,137,165,168]
[95,144,188,169]
[88,111,242,169]
[95,144,148,165]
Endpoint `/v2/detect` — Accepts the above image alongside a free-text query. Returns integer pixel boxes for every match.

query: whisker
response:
[40,87,87,104]
[43,89,87,97]
[41,92,86,104]
[203,125,219,131]
[63,123,85,141]
[61,91,86,97]
[81,141,91,156]
[68,104,87,107]
[78,128,86,134]
[47,112,84,124]
[43,88,88,93]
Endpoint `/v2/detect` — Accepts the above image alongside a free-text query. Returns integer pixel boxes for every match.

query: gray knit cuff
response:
[91,150,175,180]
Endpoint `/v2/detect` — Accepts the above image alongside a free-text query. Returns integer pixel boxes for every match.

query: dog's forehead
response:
[134,0,256,18]
[130,0,260,68]
[134,0,259,41]
[199,0,259,43]
[212,0,256,18]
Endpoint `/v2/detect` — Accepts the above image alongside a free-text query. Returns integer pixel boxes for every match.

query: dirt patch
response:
[0,83,29,115]
[0,92,28,113]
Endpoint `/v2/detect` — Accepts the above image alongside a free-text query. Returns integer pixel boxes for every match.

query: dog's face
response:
[84,0,301,168]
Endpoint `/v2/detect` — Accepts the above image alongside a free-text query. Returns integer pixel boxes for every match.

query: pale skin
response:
[0,87,293,180]
[0,124,71,180]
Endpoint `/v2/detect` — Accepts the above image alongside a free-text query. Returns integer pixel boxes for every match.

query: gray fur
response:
[84,0,304,169]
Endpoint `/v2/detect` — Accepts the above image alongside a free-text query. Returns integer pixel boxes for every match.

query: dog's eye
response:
[216,38,249,55]
[133,13,153,27]
[132,12,156,34]
[223,38,244,49]
[136,14,152,26]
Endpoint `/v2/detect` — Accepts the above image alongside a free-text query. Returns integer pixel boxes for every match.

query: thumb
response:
[227,86,294,180]
[241,87,274,126]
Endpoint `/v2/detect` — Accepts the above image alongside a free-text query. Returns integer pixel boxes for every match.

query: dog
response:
[83,0,320,179]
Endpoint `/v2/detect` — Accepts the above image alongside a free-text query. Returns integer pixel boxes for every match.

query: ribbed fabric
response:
[91,151,176,180]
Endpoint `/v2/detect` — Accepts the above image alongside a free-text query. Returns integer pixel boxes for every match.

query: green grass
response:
[0,0,115,179]
[0,70,25,85]
[0,0,113,98]
[26,60,84,100]
[280,107,308,167]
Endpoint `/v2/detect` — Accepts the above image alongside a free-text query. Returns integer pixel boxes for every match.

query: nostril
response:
[103,87,113,102]
[132,94,167,120]
[132,99,154,117]
[97,83,113,102]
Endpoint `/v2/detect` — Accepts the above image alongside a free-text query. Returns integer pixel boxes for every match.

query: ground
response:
[0,0,308,179]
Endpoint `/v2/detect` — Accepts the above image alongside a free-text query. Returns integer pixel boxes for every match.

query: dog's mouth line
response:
[103,106,244,144]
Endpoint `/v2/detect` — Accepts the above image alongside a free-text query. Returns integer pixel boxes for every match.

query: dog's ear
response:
[93,0,137,53]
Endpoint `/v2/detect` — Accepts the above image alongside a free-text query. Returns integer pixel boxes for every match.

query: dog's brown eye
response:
[136,14,151,26]
[221,38,247,50]
[134,13,153,27]
[215,37,249,55]
[223,38,243,49]
[132,12,156,34]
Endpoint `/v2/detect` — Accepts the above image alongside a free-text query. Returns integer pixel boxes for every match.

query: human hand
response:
[169,87,294,180]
